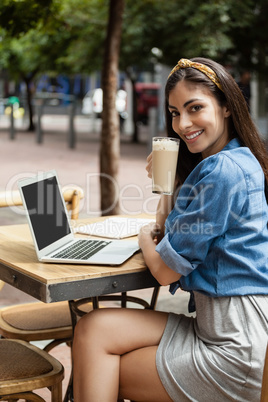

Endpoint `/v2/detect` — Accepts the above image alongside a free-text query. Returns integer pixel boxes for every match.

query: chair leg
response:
[63,367,74,402]
[121,292,127,308]
[149,286,160,309]
[3,398,19,402]
[51,382,62,402]
[92,296,99,309]
[2,398,19,402]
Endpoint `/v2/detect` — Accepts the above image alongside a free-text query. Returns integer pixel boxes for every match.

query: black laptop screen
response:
[21,176,71,250]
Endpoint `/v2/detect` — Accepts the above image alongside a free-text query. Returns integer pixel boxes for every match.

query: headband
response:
[168,58,223,92]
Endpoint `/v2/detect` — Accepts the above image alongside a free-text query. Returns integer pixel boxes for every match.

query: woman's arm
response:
[155,194,175,241]
[146,152,175,242]
[138,222,181,286]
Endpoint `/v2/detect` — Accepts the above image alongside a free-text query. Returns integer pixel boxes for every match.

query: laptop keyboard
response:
[51,239,111,260]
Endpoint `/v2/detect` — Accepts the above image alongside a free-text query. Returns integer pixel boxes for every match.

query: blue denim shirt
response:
[156,138,268,298]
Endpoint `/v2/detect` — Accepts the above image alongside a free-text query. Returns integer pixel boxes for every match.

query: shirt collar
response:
[222,137,241,152]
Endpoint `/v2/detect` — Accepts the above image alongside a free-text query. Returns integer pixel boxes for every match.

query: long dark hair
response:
[165,57,268,201]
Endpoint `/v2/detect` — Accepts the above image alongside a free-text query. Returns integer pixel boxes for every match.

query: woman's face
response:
[168,80,231,158]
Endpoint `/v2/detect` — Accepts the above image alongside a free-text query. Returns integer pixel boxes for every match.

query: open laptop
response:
[18,170,140,265]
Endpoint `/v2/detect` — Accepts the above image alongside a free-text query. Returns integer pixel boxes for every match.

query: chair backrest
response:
[261,344,268,402]
[61,186,84,220]
[0,186,84,292]
[0,187,84,220]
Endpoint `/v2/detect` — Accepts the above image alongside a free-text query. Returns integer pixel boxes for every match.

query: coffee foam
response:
[153,139,179,151]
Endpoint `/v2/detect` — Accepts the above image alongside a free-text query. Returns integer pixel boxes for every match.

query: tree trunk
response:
[100,0,125,215]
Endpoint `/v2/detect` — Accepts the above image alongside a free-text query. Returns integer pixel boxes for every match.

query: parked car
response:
[135,82,160,124]
[82,88,127,118]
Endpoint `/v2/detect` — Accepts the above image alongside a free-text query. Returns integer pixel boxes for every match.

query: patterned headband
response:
[168,58,223,92]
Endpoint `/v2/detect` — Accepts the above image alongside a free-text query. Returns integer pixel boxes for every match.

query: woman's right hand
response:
[146,152,153,178]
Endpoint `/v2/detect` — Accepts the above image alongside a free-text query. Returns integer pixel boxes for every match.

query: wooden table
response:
[0,217,159,304]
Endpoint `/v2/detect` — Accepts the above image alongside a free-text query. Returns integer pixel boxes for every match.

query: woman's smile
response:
[184,129,204,141]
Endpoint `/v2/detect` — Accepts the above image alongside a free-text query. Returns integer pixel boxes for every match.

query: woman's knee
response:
[74,308,108,340]
[73,308,129,358]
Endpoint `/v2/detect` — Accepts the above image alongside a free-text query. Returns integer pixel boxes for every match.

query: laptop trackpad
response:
[101,247,135,255]
[88,241,140,265]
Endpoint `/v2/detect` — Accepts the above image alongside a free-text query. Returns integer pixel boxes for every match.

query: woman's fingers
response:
[146,152,153,178]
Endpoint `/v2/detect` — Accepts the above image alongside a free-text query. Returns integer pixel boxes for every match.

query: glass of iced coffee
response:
[152,137,180,195]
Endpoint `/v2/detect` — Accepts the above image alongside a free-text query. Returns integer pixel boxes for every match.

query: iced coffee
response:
[152,137,180,195]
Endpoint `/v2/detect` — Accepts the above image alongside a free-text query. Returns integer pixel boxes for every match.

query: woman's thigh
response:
[74,307,169,356]
[119,346,173,402]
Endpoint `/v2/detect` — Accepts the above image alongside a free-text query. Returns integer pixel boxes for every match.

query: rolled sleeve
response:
[156,234,197,276]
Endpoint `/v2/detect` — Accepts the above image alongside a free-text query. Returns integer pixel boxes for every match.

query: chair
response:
[0,187,85,352]
[261,344,268,402]
[0,339,64,402]
[0,187,83,220]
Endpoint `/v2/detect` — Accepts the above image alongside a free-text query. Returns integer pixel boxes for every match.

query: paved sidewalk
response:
[0,114,158,222]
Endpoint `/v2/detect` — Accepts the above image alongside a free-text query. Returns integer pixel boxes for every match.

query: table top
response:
[0,216,159,302]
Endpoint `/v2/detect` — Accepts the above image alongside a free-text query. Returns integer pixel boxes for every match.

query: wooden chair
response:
[261,344,268,402]
[0,187,83,220]
[0,187,85,352]
[0,339,64,402]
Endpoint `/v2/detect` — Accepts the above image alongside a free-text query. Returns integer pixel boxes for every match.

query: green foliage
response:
[0,0,267,87]
[0,0,54,36]
[120,0,258,72]
[55,0,108,73]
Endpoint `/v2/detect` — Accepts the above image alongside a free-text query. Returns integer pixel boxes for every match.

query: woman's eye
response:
[170,110,179,118]
[191,105,202,112]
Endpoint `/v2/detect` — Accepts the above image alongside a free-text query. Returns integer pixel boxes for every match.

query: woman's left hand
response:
[138,222,181,286]
[146,153,153,178]
[138,222,161,247]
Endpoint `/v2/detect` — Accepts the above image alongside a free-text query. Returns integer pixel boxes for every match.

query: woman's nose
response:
[178,112,192,132]
[172,112,192,134]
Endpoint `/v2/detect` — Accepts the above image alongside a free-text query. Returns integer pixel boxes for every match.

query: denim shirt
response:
[155,138,268,298]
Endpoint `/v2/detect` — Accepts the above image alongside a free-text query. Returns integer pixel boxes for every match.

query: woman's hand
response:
[146,153,153,179]
[138,222,161,246]
[138,222,181,286]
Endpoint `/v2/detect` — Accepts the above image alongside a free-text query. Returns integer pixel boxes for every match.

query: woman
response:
[73,58,268,401]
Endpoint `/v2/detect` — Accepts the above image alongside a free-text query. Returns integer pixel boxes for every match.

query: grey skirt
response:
[156,292,268,402]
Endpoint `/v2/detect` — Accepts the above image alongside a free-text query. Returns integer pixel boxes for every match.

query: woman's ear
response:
[224,104,231,118]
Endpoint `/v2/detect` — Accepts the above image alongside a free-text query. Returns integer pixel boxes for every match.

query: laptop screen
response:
[21,176,71,250]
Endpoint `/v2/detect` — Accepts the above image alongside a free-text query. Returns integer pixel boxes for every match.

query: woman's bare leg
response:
[72,307,171,402]
[119,345,172,401]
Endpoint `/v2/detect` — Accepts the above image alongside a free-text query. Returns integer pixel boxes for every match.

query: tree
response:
[0,0,70,130]
[100,0,125,215]
[0,0,112,131]
[0,0,53,35]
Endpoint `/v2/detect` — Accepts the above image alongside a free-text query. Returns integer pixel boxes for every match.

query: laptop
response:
[17,170,140,265]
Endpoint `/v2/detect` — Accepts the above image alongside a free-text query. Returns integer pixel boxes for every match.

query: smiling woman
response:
[72,58,268,402]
